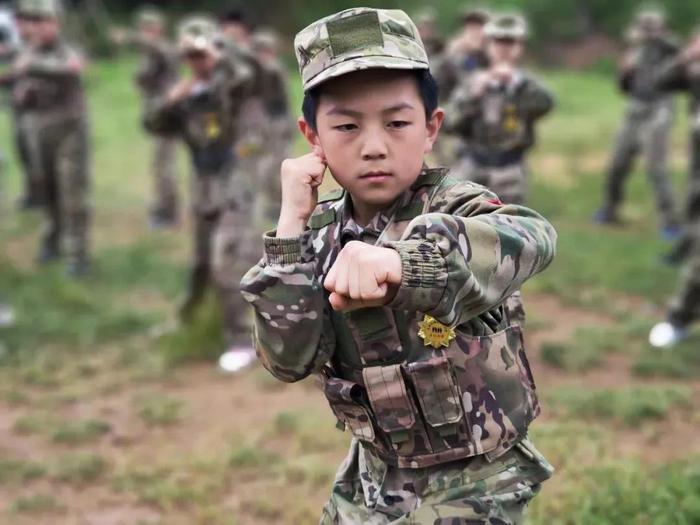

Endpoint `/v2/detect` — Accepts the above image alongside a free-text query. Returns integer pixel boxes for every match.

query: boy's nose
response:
[361,131,388,160]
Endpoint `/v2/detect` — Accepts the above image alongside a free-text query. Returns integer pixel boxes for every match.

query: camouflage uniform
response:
[250,30,293,227]
[597,10,679,230]
[654,36,700,326]
[444,15,554,206]
[145,17,255,344]
[241,9,557,523]
[15,0,91,273]
[123,8,180,225]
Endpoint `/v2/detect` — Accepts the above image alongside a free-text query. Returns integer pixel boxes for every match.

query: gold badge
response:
[205,113,221,139]
[418,315,456,349]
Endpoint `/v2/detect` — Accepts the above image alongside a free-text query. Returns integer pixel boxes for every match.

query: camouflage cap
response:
[178,16,218,54]
[294,8,428,92]
[484,13,528,41]
[414,7,438,26]
[136,6,164,27]
[252,29,278,53]
[460,7,490,25]
[17,0,62,18]
[633,8,666,33]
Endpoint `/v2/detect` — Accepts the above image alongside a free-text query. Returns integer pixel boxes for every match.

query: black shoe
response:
[593,207,619,225]
[66,259,90,278]
[17,195,40,211]
[149,211,178,231]
[36,243,61,265]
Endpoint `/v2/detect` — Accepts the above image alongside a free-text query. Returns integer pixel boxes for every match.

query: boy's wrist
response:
[277,209,311,237]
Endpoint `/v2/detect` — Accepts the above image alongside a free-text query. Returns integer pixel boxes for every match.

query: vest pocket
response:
[323,376,376,442]
[363,364,418,445]
[406,356,465,438]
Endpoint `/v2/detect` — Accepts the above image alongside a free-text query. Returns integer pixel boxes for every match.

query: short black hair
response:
[302,69,439,131]
[219,8,251,28]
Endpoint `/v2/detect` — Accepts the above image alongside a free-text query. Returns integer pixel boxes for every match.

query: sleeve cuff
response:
[263,229,314,265]
[382,240,448,311]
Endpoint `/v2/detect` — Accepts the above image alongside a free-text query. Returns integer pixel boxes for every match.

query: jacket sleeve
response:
[442,80,483,135]
[24,47,83,77]
[654,56,690,92]
[143,95,183,135]
[519,77,554,120]
[240,230,336,383]
[381,181,557,327]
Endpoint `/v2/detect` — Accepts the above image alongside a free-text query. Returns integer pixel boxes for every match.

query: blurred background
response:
[0,1,699,524]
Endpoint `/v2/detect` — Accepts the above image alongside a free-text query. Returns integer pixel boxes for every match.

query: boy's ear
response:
[424,107,445,154]
[298,117,325,158]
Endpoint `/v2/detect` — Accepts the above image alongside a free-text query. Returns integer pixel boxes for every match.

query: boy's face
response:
[139,21,162,40]
[463,22,485,49]
[184,50,217,78]
[31,17,60,45]
[488,38,523,65]
[221,22,249,45]
[301,69,443,209]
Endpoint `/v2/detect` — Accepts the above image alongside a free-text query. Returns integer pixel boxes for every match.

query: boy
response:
[241,8,556,523]
[593,8,680,238]
[145,17,256,363]
[649,27,700,348]
[111,6,180,228]
[444,13,553,205]
[14,0,91,276]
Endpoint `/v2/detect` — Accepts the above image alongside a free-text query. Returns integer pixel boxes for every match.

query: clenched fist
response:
[277,151,327,237]
[324,241,402,312]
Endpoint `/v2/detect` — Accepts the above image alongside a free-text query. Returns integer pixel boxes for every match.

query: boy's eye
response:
[388,120,410,129]
[333,123,358,132]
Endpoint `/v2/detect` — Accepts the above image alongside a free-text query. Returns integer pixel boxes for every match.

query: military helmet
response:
[461,7,490,25]
[17,0,62,18]
[294,7,428,92]
[484,13,528,41]
[178,16,218,54]
[251,29,278,53]
[135,5,164,27]
[634,7,666,33]
[414,7,438,27]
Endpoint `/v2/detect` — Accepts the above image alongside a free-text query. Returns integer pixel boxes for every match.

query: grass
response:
[547,385,693,426]
[1,58,699,524]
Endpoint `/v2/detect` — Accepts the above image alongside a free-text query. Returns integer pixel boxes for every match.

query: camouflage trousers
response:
[601,98,678,228]
[150,134,179,222]
[668,242,700,327]
[451,156,528,205]
[185,160,260,345]
[669,126,700,261]
[320,438,553,525]
[34,116,91,264]
[14,110,42,207]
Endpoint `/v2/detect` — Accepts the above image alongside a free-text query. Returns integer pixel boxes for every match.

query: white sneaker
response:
[0,303,15,328]
[218,347,257,373]
[649,322,687,349]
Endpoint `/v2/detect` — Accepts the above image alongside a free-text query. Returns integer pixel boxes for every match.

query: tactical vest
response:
[310,169,540,468]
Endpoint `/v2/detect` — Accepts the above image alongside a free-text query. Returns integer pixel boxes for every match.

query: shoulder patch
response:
[317,189,345,203]
[308,208,337,229]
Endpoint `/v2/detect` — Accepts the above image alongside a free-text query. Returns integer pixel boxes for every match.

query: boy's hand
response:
[277,152,326,237]
[167,78,195,104]
[324,241,402,311]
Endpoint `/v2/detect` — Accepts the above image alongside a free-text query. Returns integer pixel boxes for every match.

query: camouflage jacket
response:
[435,50,490,104]
[258,59,290,120]
[128,35,178,98]
[13,39,86,121]
[144,56,252,174]
[655,55,700,120]
[443,71,553,161]
[241,168,557,468]
[619,36,679,102]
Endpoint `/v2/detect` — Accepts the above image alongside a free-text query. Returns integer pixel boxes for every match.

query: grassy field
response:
[0,58,699,524]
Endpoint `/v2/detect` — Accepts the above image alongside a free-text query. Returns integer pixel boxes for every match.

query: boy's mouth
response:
[359,171,393,183]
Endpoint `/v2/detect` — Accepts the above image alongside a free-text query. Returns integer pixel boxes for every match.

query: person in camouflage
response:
[649,28,700,348]
[250,29,293,227]
[241,8,557,523]
[112,6,180,228]
[594,8,680,238]
[13,0,91,276]
[443,13,554,206]
[145,17,256,356]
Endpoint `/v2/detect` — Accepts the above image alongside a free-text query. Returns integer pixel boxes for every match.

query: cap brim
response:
[304,55,428,91]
